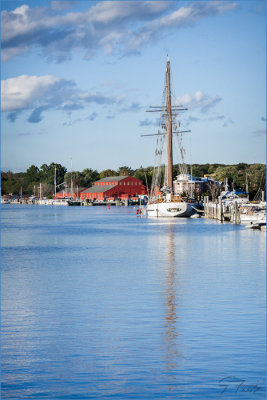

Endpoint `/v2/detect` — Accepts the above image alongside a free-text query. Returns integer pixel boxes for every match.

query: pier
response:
[203,195,266,230]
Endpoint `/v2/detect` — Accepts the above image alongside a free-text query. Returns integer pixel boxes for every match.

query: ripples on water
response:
[1,205,266,399]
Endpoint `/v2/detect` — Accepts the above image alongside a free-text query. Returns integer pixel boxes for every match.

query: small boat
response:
[246,221,266,230]
[136,207,146,216]
[67,199,81,206]
[191,213,201,218]
[239,206,266,224]
[1,196,11,204]
[53,199,69,206]
[221,190,249,207]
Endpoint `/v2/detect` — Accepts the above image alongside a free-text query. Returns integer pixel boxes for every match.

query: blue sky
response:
[1,0,266,173]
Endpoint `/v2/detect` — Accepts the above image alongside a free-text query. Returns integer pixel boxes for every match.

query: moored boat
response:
[146,196,196,217]
[67,199,81,206]
[143,56,198,217]
[1,196,11,204]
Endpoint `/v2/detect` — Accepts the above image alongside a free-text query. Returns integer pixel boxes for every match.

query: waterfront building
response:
[80,176,146,201]
[55,187,87,199]
[173,174,221,196]
[173,174,204,196]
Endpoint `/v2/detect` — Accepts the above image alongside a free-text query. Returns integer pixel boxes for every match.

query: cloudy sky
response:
[1,1,266,172]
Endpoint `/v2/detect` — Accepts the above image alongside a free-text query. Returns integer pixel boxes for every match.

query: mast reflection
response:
[163,224,179,386]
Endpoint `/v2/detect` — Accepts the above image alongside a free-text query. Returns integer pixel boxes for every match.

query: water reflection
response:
[2,208,265,399]
[163,224,179,387]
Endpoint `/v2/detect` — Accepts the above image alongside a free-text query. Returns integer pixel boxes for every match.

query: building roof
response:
[57,187,86,194]
[95,176,129,183]
[175,174,199,182]
[221,190,248,198]
[82,185,117,193]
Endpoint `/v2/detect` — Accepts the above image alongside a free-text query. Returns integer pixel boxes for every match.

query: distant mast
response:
[70,158,73,198]
[166,55,173,192]
[54,167,57,199]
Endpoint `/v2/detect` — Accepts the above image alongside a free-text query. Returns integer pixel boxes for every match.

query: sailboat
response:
[66,158,82,206]
[144,56,198,217]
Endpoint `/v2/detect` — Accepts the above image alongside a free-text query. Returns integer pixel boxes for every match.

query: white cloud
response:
[1,75,61,111]
[127,1,239,52]
[99,32,124,54]
[85,1,174,24]
[160,1,238,28]
[1,74,140,123]
[1,1,239,62]
[174,91,222,113]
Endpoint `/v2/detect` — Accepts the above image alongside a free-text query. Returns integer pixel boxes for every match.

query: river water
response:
[1,204,266,399]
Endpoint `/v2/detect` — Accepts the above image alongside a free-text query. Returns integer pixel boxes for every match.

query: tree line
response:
[1,162,266,199]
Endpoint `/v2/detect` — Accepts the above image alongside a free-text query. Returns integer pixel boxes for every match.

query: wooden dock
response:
[203,196,241,224]
[203,196,266,229]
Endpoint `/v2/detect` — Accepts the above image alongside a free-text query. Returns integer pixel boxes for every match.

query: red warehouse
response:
[80,176,146,201]
[55,187,87,199]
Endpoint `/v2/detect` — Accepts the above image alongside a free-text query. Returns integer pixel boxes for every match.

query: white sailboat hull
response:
[146,201,197,217]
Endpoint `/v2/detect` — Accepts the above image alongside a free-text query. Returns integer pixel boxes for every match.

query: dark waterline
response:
[1,205,266,399]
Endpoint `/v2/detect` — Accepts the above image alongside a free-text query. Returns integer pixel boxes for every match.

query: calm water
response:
[1,204,266,399]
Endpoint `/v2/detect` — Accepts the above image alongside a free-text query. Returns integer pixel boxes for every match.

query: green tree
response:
[1,163,265,199]
[134,166,153,187]
[25,165,40,183]
[39,164,49,182]
[247,164,266,198]
[117,166,134,176]
[64,171,82,188]
[81,168,99,186]
[99,169,117,179]
[65,169,99,188]
[40,163,66,185]
[53,163,67,185]
[1,171,22,195]
[40,183,54,198]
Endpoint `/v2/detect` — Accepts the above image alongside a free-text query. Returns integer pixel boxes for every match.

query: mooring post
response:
[204,196,208,217]
[219,196,223,222]
[233,200,239,224]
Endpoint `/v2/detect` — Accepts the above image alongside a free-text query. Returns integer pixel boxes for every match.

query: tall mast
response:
[245,172,249,194]
[166,55,173,192]
[54,167,57,199]
[70,158,73,198]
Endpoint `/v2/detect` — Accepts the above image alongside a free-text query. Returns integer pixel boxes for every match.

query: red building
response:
[80,176,146,201]
[55,187,87,199]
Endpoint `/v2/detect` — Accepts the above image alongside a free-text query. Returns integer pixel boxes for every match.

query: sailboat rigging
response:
[143,56,197,217]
